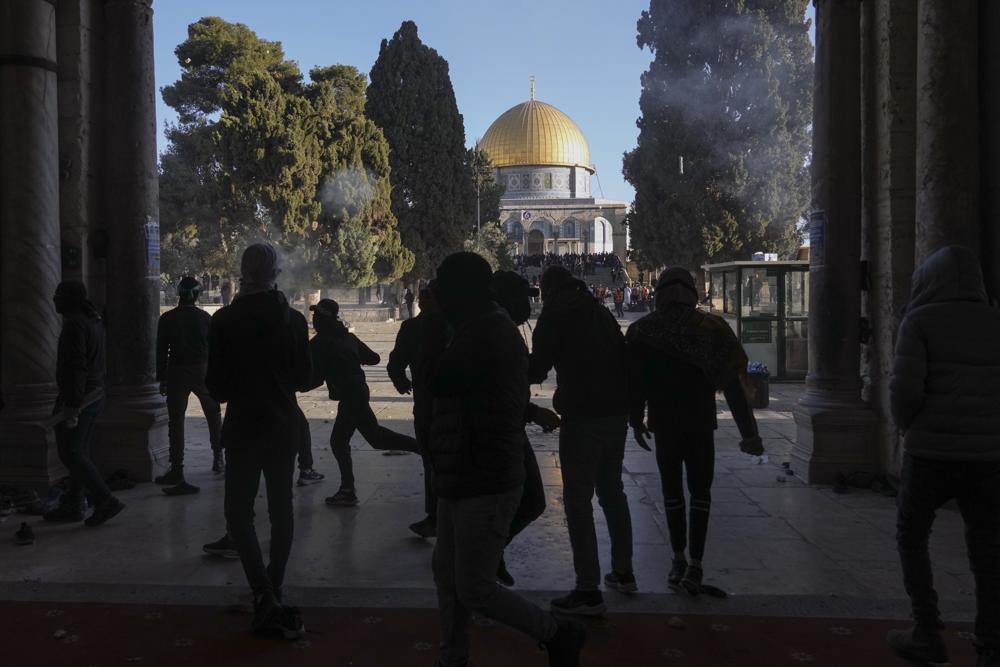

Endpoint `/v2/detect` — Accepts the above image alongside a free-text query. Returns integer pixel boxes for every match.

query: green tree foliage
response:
[623,0,813,270]
[467,146,504,229]
[366,21,476,280]
[159,17,413,287]
[465,223,515,272]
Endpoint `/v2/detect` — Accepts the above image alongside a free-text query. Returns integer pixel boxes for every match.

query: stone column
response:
[914,0,980,262]
[792,0,877,484]
[91,0,167,480]
[0,0,65,490]
[981,0,1000,305]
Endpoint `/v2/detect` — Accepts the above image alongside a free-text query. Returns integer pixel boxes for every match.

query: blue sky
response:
[153,1,815,205]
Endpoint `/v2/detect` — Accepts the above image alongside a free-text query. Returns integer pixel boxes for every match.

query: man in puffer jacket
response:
[887,245,1000,667]
[429,252,584,667]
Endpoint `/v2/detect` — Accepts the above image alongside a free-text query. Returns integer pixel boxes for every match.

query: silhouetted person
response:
[387,284,447,537]
[308,298,419,507]
[404,287,415,319]
[44,280,125,527]
[428,252,584,667]
[155,276,223,495]
[887,246,1000,667]
[626,268,762,596]
[206,243,311,639]
[221,279,232,306]
[530,266,635,616]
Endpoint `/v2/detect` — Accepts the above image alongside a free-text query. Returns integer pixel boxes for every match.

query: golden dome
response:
[479,99,592,170]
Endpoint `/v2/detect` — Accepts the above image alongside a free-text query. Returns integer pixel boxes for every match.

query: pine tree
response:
[366,21,476,280]
[623,0,813,271]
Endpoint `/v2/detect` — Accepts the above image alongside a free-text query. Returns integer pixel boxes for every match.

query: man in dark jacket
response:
[206,243,311,640]
[387,284,447,537]
[530,266,635,616]
[155,276,223,493]
[45,280,125,527]
[309,298,419,507]
[626,268,762,596]
[887,246,1000,667]
[429,252,584,667]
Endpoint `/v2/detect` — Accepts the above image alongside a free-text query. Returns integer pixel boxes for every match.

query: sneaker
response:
[297,469,325,486]
[497,555,515,588]
[154,467,184,486]
[203,534,240,559]
[212,452,226,475]
[325,488,358,507]
[408,516,436,538]
[886,626,948,666]
[551,590,606,617]
[273,605,306,640]
[604,571,638,594]
[84,497,125,527]
[251,593,281,635]
[542,615,587,667]
[163,481,200,496]
[13,522,34,545]
[681,563,703,596]
[43,503,85,523]
[668,558,687,589]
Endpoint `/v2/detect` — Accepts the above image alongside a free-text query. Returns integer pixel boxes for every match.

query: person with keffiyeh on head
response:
[625,268,763,596]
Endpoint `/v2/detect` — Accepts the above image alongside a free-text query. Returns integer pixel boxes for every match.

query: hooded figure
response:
[887,245,1000,666]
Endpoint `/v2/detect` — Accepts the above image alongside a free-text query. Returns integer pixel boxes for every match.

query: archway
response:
[527,229,545,256]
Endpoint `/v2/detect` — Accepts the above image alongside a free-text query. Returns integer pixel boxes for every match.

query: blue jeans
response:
[55,401,112,507]
[897,453,1000,648]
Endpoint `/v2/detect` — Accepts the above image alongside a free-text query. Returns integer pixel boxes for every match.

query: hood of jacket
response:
[231,289,294,330]
[544,283,599,315]
[908,246,988,311]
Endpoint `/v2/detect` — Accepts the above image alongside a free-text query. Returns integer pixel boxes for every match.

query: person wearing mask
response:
[626,268,763,596]
[429,252,585,667]
[387,284,448,537]
[529,266,635,617]
[887,246,1000,667]
[309,298,419,507]
[155,276,223,495]
[44,280,125,527]
[206,243,312,639]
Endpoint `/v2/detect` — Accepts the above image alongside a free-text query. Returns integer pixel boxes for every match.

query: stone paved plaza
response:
[0,316,976,623]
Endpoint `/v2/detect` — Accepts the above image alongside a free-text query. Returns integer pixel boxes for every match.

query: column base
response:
[0,383,64,493]
[792,393,880,485]
[92,384,168,483]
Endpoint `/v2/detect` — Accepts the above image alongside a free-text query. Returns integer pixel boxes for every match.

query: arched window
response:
[562,220,577,238]
[507,220,525,242]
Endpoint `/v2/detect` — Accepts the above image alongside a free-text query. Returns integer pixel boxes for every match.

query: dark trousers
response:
[297,409,313,471]
[166,363,222,467]
[55,401,112,507]
[224,444,297,598]
[897,453,1000,647]
[561,416,633,591]
[654,429,714,561]
[416,411,437,518]
[614,303,624,318]
[508,434,545,544]
[329,386,419,489]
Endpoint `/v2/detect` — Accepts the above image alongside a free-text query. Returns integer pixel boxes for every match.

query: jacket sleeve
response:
[432,326,489,397]
[625,333,647,427]
[386,323,414,391]
[156,313,168,382]
[890,315,927,431]
[356,337,381,366]
[723,376,758,439]
[528,311,555,384]
[205,314,230,403]
[291,314,313,393]
[302,337,326,392]
[58,321,88,408]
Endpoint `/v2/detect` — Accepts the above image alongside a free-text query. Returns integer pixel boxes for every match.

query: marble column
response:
[91,0,167,480]
[913,0,980,263]
[981,0,1000,305]
[792,0,878,484]
[0,0,65,490]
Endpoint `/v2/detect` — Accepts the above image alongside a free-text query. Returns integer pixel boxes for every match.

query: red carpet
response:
[1,601,977,666]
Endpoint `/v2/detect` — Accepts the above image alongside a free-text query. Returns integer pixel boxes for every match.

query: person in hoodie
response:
[44,280,125,527]
[429,252,585,667]
[308,298,419,507]
[206,243,311,640]
[887,246,1000,667]
[530,266,635,616]
[626,268,763,596]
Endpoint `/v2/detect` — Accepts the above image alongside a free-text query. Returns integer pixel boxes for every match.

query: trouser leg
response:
[508,435,545,543]
[262,445,297,595]
[560,421,601,591]
[654,433,687,555]
[296,410,313,471]
[224,448,272,597]
[55,405,112,506]
[423,455,437,517]
[896,454,950,628]
[684,431,715,562]
[594,416,633,577]
[329,406,357,489]
[434,497,468,666]
[956,461,1000,648]
[352,394,420,454]
[187,364,222,454]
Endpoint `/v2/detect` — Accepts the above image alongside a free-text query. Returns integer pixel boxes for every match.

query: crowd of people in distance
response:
[515,252,622,279]
[40,242,1000,667]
